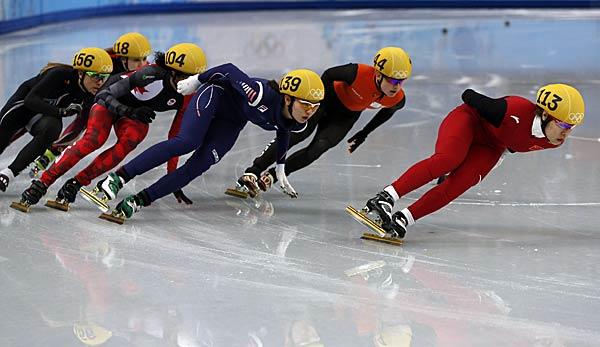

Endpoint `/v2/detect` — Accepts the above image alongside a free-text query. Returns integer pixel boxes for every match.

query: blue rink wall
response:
[1,0,599,34]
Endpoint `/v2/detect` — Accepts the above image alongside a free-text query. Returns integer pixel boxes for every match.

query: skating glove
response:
[58,103,83,118]
[347,130,367,153]
[129,106,156,124]
[177,74,201,95]
[275,164,298,198]
[173,189,193,204]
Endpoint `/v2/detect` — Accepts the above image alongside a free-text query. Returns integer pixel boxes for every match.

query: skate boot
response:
[29,149,57,178]
[46,177,82,211]
[80,172,124,213]
[0,173,8,192]
[11,180,48,212]
[386,211,408,239]
[98,172,124,200]
[258,171,274,192]
[364,190,395,229]
[225,173,259,199]
[100,195,143,224]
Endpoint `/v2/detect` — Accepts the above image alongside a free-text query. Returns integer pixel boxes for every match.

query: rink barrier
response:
[1,1,599,34]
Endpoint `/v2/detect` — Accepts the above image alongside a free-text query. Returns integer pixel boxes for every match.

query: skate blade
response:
[79,187,109,213]
[10,201,30,213]
[225,188,249,199]
[361,233,404,245]
[45,199,70,212]
[345,205,387,237]
[99,212,125,225]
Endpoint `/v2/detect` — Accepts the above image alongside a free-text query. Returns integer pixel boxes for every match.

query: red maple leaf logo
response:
[133,85,148,94]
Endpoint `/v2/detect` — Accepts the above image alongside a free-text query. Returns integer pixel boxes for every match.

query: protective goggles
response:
[85,71,110,80]
[552,117,575,130]
[383,75,405,86]
[296,99,321,113]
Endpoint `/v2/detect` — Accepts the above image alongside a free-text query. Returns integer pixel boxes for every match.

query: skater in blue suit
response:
[93,63,324,220]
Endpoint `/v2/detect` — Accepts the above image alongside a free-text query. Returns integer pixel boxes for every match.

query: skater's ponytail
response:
[39,62,72,75]
[153,51,167,70]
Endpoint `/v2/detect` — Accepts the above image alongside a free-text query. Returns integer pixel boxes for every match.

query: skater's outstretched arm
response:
[321,63,359,88]
[461,89,507,128]
[96,65,167,117]
[24,67,74,118]
[348,97,406,153]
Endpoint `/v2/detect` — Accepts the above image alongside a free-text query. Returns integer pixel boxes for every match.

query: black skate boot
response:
[0,173,9,192]
[11,180,47,212]
[387,211,408,239]
[364,190,395,229]
[22,180,47,205]
[57,178,83,204]
[46,177,82,211]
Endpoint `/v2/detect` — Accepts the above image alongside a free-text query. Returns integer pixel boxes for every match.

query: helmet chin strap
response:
[375,74,384,93]
[541,113,552,137]
[77,72,89,94]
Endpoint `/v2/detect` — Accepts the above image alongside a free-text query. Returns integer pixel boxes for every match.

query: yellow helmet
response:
[113,32,152,58]
[73,323,113,346]
[279,69,325,103]
[72,47,113,74]
[536,83,585,125]
[374,47,412,80]
[164,43,207,75]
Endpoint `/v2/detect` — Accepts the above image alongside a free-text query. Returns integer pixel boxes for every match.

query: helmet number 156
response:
[73,53,95,68]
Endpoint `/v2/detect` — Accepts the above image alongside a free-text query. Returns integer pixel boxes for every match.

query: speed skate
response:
[345,205,404,245]
[79,187,110,213]
[99,210,126,225]
[45,198,70,212]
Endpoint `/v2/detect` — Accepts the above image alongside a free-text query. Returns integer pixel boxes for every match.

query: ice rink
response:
[1,8,600,346]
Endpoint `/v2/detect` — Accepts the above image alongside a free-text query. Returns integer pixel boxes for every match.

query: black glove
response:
[58,103,83,118]
[347,130,367,153]
[173,189,193,204]
[129,106,156,124]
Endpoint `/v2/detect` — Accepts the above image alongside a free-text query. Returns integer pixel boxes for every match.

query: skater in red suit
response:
[360,84,585,239]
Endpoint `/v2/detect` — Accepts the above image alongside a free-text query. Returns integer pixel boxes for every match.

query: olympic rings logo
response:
[100,65,112,73]
[390,70,409,79]
[309,88,324,100]
[568,112,584,123]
